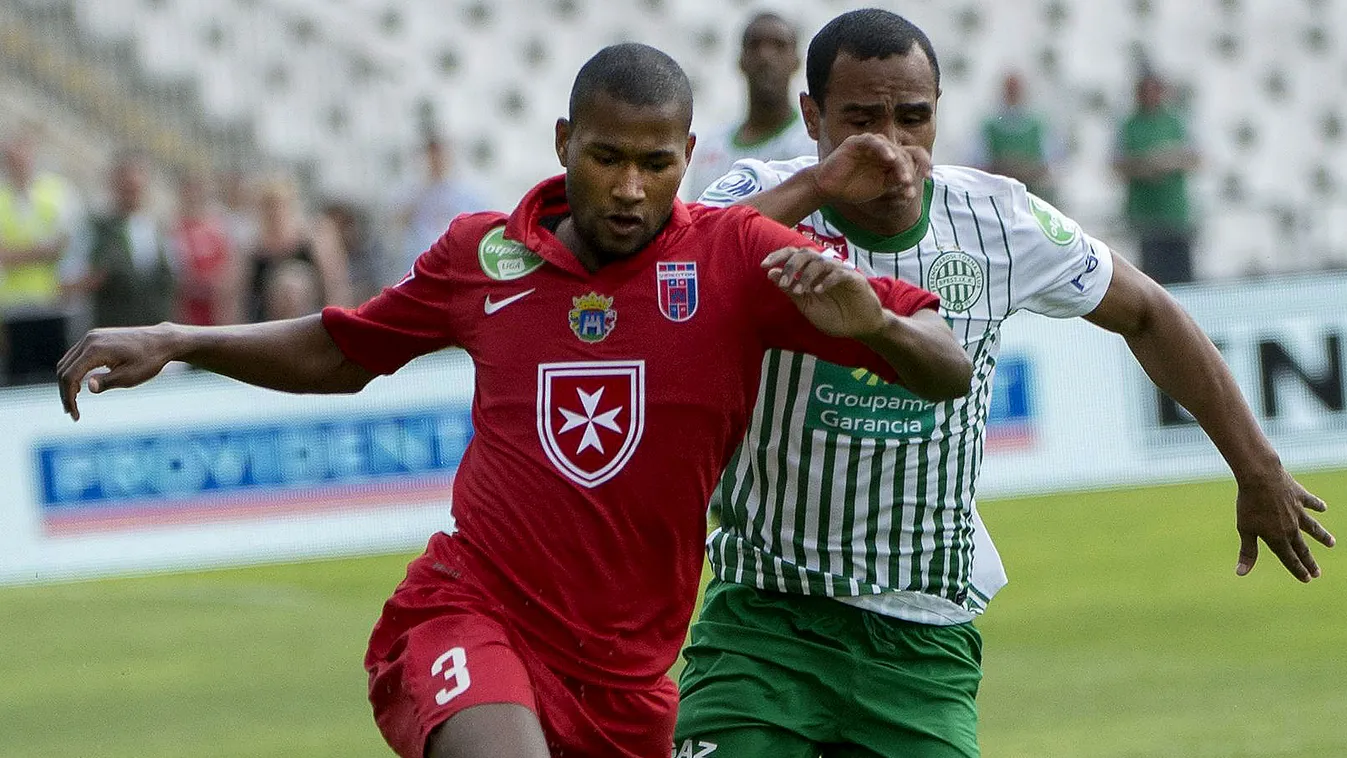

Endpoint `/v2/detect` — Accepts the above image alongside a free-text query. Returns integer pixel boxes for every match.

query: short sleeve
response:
[321,224,467,374]
[734,211,940,383]
[1008,188,1115,318]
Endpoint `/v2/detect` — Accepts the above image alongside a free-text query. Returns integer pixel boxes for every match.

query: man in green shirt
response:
[976,71,1059,204]
[1113,71,1200,285]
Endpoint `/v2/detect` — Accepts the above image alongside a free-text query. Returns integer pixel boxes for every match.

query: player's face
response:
[803,47,939,220]
[556,93,695,260]
[740,18,798,98]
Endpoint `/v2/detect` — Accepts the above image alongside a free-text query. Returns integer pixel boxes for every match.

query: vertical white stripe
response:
[775,355,813,571]
[894,439,918,590]
[848,439,875,582]
[798,428,826,573]
[754,352,796,558]
[870,439,897,588]
[825,438,852,578]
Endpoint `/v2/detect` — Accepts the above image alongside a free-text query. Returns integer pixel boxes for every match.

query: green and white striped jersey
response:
[699,157,1115,625]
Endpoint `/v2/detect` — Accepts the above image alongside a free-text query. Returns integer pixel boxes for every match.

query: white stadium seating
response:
[27,0,1347,276]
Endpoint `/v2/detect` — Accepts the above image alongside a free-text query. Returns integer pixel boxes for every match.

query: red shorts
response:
[365,534,678,758]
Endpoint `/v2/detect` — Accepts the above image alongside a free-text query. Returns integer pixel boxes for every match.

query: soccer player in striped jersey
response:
[674,10,1335,758]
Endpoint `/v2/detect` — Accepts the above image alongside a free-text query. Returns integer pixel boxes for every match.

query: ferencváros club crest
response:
[537,361,646,488]
[656,262,698,322]
[926,249,985,313]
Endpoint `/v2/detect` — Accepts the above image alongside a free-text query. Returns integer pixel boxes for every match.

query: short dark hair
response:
[568,43,693,128]
[806,9,940,107]
[741,11,795,47]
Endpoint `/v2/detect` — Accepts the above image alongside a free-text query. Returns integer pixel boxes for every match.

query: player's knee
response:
[426,703,549,758]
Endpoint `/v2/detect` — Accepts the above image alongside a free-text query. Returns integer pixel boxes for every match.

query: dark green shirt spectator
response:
[1117,106,1194,231]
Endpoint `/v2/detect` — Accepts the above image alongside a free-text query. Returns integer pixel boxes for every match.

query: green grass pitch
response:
[3,469,1344,757]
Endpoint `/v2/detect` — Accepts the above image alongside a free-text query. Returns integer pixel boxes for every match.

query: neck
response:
[834,195,924,238]
[554,216,605,273]
[740,92,795,142]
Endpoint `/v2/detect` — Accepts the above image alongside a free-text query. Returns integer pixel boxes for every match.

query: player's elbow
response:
[900,311,973,401]
[921,350,974,401]
[321,361,377,394]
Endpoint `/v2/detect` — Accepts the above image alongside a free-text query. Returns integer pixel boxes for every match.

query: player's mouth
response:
[604,214,644,237]
[869,186,914,208]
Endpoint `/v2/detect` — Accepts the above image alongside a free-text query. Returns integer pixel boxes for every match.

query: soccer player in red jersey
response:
[55,44,971,758]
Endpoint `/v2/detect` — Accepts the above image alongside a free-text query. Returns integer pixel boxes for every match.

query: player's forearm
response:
[859,309,972,401]
[739,166,827,228]
[168,315,374,394]
[1124,297,1282,484]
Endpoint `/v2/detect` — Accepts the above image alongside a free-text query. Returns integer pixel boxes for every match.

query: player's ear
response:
[684,132,696,164]
[555,118,572,168]
[800,92,821,141]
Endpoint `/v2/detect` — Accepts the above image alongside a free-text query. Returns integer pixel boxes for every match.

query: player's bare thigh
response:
[427,703,550,758]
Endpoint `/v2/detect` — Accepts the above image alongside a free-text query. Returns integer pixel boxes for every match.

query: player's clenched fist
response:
[811,133,933,205]
[57,324,179,421]
[762,247,884,338]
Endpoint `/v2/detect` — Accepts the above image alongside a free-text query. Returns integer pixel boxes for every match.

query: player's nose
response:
[612,166,645,204]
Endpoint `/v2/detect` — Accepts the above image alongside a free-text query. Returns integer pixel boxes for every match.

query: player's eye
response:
[593,154,620,167]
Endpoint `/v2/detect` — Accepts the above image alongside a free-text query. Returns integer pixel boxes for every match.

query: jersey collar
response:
[504,174,693,277]
[818,179,933,254]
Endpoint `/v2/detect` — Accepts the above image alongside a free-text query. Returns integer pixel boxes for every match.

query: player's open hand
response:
[763,247,884,338]
[813,134,932,206]
[57,324,181,421]
[1235,470,1334,582]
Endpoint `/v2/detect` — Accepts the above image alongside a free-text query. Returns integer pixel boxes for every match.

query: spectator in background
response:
[1113,71,1201,285]
[172,171,238,326]
[261,258,321,321]
[975,71,1061,204]
[321,200,383,301]
[62,151,175,329]
[680,11,817,201]
[242,174,349,322]
[219,169,258,254]
[0,129,82,384]
[392,136,487,282]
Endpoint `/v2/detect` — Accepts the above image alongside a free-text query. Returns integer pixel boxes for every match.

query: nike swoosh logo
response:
[484,288,536,315]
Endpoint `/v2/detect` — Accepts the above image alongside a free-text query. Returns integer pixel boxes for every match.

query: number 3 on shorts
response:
[431,647,471,705]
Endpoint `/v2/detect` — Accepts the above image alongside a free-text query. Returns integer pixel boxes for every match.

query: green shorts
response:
[675,579,982,758]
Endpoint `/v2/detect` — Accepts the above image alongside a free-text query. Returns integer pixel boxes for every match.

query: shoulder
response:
[931,164,1023,200]
[685,202,804,250]
[698,155,818,206]
[421,210,510,271]
[685,202,759,228]
[932,165,1088,246]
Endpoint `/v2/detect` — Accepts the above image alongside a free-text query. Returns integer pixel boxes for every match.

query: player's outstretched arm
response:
[763,247,971,400]
[57,315,376,421]
[737,134,932,227]
[1084,254,1335,582]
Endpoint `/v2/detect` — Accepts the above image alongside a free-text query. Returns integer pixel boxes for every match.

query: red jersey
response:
[322,175,938,686]
[173,215,233,326]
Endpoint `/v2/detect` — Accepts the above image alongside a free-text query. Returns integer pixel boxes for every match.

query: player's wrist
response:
[154,322,195,363]
[1231,452,1287,490]
[799,165,833,206]
[854,309,898,343]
